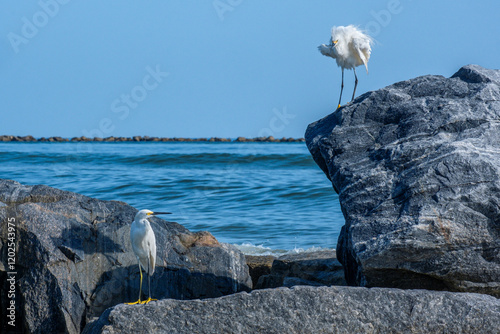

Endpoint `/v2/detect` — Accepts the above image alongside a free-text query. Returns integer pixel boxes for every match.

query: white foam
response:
[234,242,333,256]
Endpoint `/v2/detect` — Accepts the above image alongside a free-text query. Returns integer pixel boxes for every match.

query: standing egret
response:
[318,25,373,109]
[126,209,171,305]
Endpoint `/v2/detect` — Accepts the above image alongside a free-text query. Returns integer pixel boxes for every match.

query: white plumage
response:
[127,209,171,305]
[318,25,373,108]
[130,210,157,277]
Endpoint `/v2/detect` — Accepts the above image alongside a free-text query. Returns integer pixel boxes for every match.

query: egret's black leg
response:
[139,264,143,301]
[126,263,143,304]
[338,68,344,109]
[351,68,358,101]
[142,255,157,304]
[148,270,151,300]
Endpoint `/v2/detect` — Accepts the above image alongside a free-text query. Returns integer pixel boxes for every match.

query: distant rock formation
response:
[0,135,305,143]
[0,179,251,334]
[306,65,500,297]
[83,285,500,334]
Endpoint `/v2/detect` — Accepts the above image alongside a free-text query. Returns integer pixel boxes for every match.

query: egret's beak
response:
[151,212,172,216]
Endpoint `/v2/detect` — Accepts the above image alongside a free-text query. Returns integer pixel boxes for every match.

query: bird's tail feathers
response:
[358,49,369,74]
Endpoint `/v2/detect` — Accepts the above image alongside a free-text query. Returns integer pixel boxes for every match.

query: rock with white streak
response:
[305,65,500,296]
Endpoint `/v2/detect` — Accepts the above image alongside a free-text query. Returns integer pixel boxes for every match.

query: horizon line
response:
[0,135,305,143]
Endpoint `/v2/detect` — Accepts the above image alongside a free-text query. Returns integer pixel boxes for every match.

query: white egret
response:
[126,209,171,305]
[318,25,373,109]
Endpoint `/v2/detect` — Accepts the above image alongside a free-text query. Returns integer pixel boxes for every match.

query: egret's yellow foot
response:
[126,299,142,305]
[337,104,341,109]
[141,297,157,304]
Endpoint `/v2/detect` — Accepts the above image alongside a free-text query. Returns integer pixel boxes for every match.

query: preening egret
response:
[318,25,373,109]
[126,209,171,305]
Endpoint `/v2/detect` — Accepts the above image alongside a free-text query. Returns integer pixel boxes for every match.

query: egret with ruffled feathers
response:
[318,25,373,109]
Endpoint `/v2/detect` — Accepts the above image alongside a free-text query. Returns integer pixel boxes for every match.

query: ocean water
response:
[0,142,343,254]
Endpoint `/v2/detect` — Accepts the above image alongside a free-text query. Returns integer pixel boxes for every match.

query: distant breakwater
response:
[0,135,305,143]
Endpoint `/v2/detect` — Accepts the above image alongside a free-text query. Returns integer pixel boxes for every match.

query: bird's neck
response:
[330,46,338,57]
[135,218,150,228]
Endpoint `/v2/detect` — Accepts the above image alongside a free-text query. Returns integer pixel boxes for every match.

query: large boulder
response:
[84,285,500,334]
[0,179,251,334]
[305,65,500,296]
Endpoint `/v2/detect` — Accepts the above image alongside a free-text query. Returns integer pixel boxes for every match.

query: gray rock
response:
[255,250,346,289]
[305,65,500,296]
[84,285,500,334]
[0,179,251,334]
[245,255,276,287]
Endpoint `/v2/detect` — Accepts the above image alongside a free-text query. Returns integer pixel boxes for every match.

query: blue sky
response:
[1,1,499,139]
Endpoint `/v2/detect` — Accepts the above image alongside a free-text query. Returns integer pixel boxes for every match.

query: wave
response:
[234,242,334,256]
[3,152,316,168]
[0,143,343,251]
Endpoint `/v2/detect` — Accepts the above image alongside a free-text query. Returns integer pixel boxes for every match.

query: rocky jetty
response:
[0,179,251,334]
[248,250,346,289]
[4,65,500,333]
[84,286,500,334]
[305,65,500,296]
[0,135,305,143]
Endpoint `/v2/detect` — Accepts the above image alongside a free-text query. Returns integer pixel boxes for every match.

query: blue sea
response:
[0,142,343,255]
